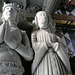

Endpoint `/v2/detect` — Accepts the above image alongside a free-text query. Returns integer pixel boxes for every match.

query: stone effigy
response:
[2,0,61,19]
[0,2,33,75]
[31,11,71,75]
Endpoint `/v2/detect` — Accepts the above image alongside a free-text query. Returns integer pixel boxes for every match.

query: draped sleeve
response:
[31,31,48,74]
[47,40,71,73]
[31,31,48,52]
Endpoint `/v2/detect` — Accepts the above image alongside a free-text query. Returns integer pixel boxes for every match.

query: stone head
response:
[34,11,48,29]
[2,2,19,24]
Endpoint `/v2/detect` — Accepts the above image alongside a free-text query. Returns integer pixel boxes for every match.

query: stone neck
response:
[40,27,51,33]
[38,23,48,29]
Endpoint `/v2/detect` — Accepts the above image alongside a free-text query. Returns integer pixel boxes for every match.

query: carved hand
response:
[0,20,6,43]
[4,21,33,61]
[47,42,59,52]
[4,20,18,49]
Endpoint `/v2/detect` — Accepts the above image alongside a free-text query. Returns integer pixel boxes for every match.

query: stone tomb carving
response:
[2,0,61,19]
[31,11,71,75]
[0,2,33,75]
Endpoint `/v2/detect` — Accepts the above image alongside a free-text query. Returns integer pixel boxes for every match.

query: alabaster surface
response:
[1,0,61,19]
[31,11,71,75]
[0,2,33,75]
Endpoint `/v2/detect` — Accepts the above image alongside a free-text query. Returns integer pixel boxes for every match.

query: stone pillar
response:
[42,0,61,15]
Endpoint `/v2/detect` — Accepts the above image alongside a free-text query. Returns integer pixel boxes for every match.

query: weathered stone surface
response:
[2,0,61,19]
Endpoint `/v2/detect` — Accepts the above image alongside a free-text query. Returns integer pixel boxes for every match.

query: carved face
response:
[3,6,17,21]
[36,11,48,28]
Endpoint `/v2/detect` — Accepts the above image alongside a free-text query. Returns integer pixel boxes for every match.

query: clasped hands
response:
[46,42,59,52]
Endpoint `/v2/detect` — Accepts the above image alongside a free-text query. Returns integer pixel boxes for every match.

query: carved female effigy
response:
[31,11,71,75]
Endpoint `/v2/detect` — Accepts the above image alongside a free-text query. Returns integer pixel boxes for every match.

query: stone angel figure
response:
[0,2,33,75]
[31,11,71,75]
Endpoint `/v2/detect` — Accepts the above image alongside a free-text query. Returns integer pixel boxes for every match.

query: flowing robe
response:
[31,29,71,75]
[0,21,33,75]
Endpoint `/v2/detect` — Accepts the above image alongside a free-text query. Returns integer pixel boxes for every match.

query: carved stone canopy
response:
[1,0,61,20]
